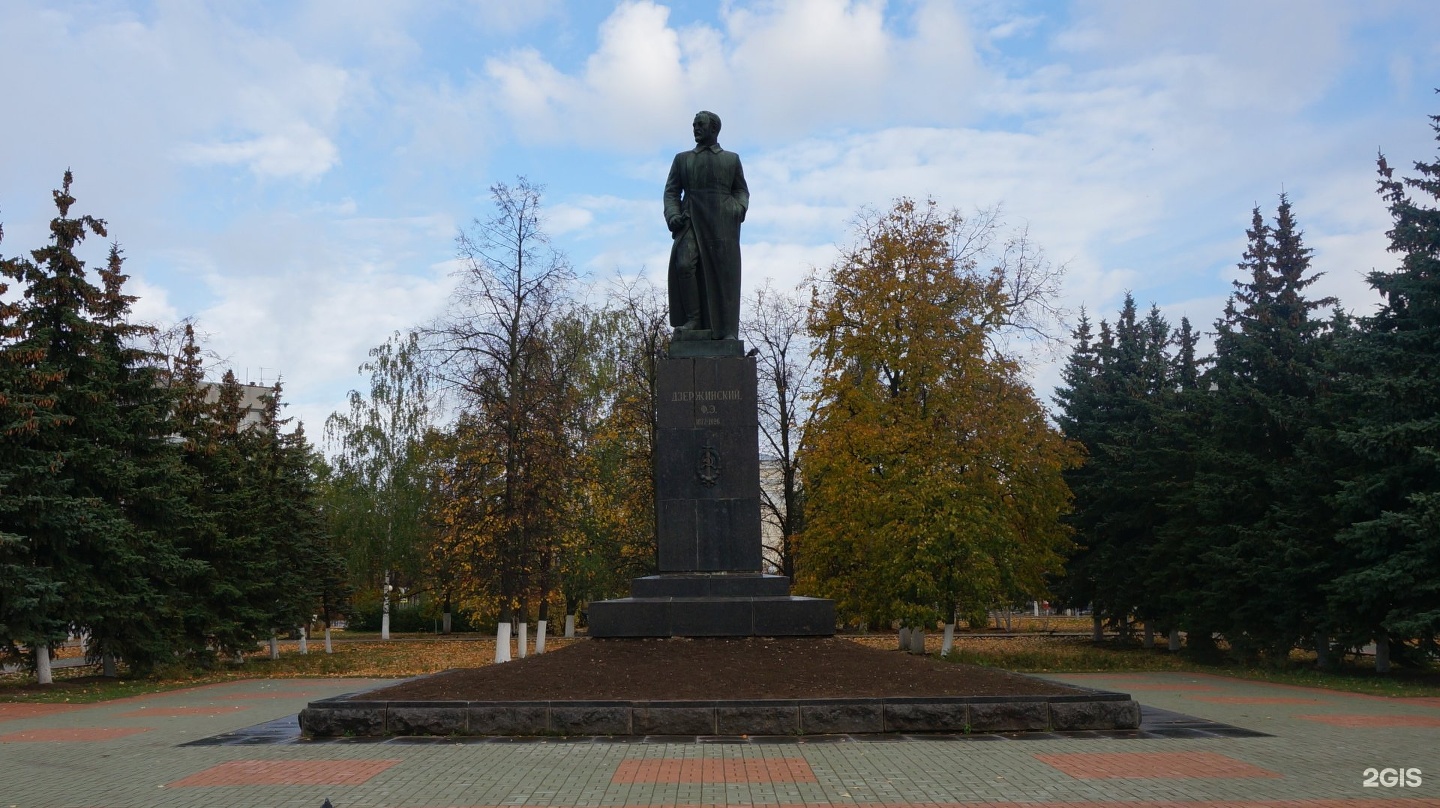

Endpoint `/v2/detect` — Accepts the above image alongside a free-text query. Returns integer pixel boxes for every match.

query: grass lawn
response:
[5,631,1436,702]
[912,635,1440,698]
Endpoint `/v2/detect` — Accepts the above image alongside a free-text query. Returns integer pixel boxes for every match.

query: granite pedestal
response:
[587,343,834,637]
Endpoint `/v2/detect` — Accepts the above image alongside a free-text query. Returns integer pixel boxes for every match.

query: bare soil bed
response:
[360,636,1083,702]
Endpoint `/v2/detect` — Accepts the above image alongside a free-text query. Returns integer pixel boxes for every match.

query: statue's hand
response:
[726,196,746,223]
[667,214,688,234]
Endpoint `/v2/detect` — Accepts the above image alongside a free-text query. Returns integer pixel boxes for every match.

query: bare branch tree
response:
[743,280,819,581]
[417,178,578,625]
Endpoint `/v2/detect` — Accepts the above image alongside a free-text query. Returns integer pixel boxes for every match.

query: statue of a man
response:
[665,110,749,340]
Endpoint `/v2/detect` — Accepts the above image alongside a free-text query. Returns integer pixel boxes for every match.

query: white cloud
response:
[481,0,990,149]
[180,125,340,181]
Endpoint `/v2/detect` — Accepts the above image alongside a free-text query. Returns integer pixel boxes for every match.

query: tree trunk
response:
[1092,613,1104,642]
[1143,620,1155,649]
[268,632,279,660]
[909,629,926,655]
[517,623,528,658]
[495,622,512,663]
[325,626,334,654]
[1168,628,1182,651]
[102,653,117,678]
[535,620,547,654]
[565,613,575,638]
[298,627,308,655]
[898,627,910,651]
[381,570,392,641]
[443,592,453,635]
[1314,632,1330,669]
[1375,635,1390,674]
[35,643,52,685]
[941,623,955,656]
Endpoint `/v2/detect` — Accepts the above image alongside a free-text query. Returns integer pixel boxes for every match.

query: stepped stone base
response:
[588,594,834,638]
[299,691,1142,737]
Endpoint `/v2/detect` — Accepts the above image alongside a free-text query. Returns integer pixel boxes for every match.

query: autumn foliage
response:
[797,199,1077,629]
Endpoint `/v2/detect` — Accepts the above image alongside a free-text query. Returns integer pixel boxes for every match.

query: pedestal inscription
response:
[654,355,762,572]
[586,349,834,637]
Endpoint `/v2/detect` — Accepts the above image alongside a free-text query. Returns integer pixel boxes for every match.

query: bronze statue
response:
[665,110,749,341]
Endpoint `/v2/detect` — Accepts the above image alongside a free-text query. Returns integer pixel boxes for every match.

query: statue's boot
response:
[676,283,701,331]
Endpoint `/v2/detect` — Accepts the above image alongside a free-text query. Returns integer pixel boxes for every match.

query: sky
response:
[2,0,1438,438]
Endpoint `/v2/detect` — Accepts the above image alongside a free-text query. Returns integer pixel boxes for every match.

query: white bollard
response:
[941,623,955,656]
[495,623,511,663]
[535,620,547,655]
[324,626,334,654]
[35,643,52,685]
[564,613,576,638]
[299,627,309,655]
[517,623,528,659]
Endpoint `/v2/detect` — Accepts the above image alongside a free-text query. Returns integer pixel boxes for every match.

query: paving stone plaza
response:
[0,670,1436,807]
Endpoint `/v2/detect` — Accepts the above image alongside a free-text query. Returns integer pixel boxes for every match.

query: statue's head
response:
[692,111,721,145]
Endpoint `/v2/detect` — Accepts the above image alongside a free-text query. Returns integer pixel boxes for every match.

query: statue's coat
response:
[665,142,749,338]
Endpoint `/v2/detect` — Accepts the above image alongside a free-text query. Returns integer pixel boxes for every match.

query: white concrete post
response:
[535,620,547,655]
[35,643,52,685]
[564,613,575,638]
[298,627,308,655]
[381,572,392,641]
[1033,600,1040,617]
[941,623,955,656]
[517,623,528,659]
[495,623,511,663]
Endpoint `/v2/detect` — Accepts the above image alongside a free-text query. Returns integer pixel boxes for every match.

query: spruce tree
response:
[79,244,197,672]
[0,219,71,668]
[0,173,130,674]
[1327,121,1440,667]
[1192,196,1336,662]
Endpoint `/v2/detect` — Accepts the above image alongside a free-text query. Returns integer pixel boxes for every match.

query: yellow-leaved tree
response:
[797,198,1078,630]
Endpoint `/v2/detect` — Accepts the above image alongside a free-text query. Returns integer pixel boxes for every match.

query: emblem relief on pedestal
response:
[697,441,722,487]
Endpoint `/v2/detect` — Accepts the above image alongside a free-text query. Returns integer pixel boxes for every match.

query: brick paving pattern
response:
[0,702,86,721]
[1295,713,1440,728]
[1034,751,1282,778]
[613,758,818,783]
[168,758,400,786]
[119,705,253,717]
[0,726,151,742]
[1195,697,1325,705]
[0,673,1434,807]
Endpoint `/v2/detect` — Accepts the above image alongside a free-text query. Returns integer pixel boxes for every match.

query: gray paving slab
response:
[0,672,1435,807]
